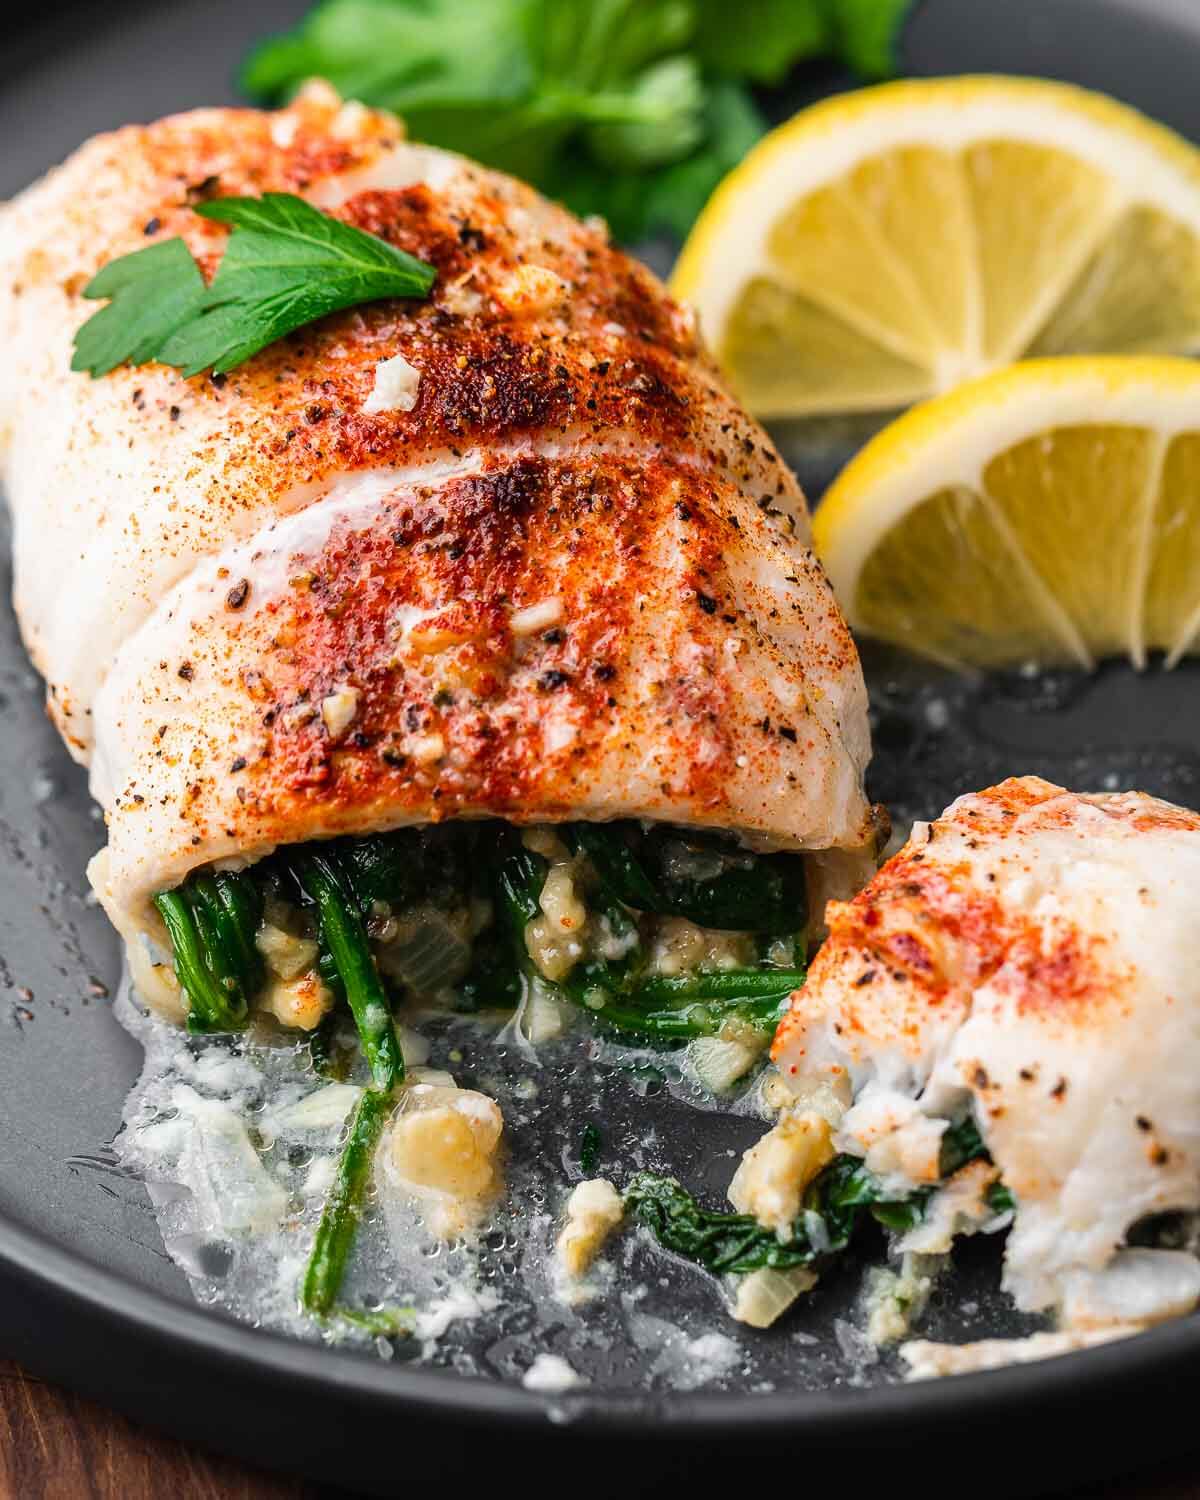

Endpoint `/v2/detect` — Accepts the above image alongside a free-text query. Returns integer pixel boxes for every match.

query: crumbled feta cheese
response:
[557,1178,624,1277]
[681,1332,739,1382]
[521,826,571,861]
[320,685,360,739]
[522,1353,585,1392]
[647,916,755,976]
[524,856,588,981]
[383,1082,504,1239]
[594,909,640,961]
[524,913,584,981]
[728,1110,835,1232]
[494,265,569,316]
[538,864,586,934]
[413,1285,500,1342]
[510,598,563,636]
[362,352,422,414]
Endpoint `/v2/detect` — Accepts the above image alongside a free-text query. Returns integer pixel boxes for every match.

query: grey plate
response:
[5,1,1200,1492]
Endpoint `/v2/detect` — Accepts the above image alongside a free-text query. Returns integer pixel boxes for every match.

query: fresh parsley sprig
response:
[241,0,916,243]
[71,192,436,379]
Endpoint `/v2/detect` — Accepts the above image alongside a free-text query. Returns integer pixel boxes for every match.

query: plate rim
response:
[8,0,1200,1464]
[4,1203,1200,1437]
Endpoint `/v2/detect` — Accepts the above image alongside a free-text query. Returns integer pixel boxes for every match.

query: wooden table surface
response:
[1,1355,1198,1500]
[0,1360,346,1500]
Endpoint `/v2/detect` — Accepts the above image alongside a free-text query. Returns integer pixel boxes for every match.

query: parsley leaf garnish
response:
[71,192,437,379]
[70,238,208,379]
[240,0,916,243]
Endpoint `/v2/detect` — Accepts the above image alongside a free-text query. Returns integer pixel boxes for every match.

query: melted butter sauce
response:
[111,971,802,1390]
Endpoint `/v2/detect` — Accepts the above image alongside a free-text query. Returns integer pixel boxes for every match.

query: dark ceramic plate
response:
[4,2,1200,1492]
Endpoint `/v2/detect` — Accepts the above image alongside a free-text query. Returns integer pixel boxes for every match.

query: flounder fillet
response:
[774,775,1200,1319]
[0,87,872,927]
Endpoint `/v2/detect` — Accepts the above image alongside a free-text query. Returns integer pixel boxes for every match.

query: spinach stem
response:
[562,987,792,1040]
[153,888,249,1033]
[300,1087,394,1317]
[293,851,403,1092]
[494,839,805,1042]
[631,969,806,1005]
[291,853,406,1316]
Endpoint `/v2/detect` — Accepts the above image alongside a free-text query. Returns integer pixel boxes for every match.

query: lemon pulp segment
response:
[815,358,1200,670]
[675,79,1200,420]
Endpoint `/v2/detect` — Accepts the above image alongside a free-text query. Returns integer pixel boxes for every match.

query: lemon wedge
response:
[813,356,1200,671]
[672,78,1200,419]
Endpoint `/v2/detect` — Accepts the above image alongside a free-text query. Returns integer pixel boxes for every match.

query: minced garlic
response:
[407,732,445,765]
[556,1178,624,1277]
[263,970,334,1031]
[255,922,319,982]
[510,599,563,636]
[320,685,360,739]
[647,916,755,976]
[494,265,568,316]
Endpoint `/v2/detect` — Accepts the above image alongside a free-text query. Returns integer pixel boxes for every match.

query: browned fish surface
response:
[0,87,871,924]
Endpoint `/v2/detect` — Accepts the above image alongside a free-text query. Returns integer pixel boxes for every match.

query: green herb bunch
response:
[241,0,914,242]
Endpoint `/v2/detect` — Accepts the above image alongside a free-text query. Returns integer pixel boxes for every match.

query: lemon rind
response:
[674,77,1200,365]
[814,354,1200,663]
